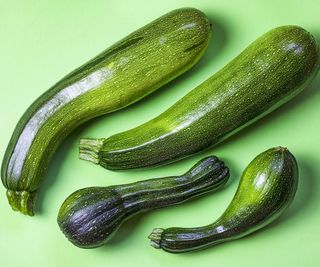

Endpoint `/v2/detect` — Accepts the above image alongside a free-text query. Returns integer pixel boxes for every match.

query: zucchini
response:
[1,8,212,216]
[79,25,320,170]
[149,147,298,253]
[57,156,229,248]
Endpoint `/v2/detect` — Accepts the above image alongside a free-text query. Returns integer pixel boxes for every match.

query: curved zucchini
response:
[148,147,298,253]
[79,25,320,170]
[57,156,229,248]
[1,8,212,215]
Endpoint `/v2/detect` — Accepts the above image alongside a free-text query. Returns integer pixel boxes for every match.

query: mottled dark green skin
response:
[81,26,319,170]
[57,156,229,248]
[1,8,212,215]
[149,147,298,253]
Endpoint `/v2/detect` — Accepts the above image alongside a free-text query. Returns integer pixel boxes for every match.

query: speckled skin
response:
[1,8,212,215]
[148,147,298,253]
[57,156,229,248]
[80,26,320,170]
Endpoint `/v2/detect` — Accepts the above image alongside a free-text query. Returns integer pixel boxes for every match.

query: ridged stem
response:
[79,138,105,164]
[149,228,165,249]
[6,190,36,216]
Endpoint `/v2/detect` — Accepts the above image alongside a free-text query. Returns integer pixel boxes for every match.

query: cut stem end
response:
[148,228,164,249]
[6,190,36,216]
[79,138,105,165]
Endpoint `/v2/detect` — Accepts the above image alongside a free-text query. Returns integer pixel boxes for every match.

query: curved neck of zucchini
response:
[150,209,283,252]
[149,219,241,252]
[115,157,229,216]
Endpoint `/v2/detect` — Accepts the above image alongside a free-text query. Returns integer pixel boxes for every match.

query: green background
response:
[0,0,319,266]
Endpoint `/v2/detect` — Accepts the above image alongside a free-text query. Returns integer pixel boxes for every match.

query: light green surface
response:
[0,0,319,266]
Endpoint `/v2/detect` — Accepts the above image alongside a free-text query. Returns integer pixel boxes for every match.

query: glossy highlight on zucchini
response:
[57,156,229,248]
[1,8,212,215]
[148,147,298,253]
[80,25,320,170]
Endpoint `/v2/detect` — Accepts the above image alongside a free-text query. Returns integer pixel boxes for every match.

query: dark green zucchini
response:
[1,8,212,215]
[57,156,229,248]
[79,25,320,170]
[148,147,298,253]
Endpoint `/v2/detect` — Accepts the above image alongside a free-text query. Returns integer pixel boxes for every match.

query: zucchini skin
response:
[1,8,212,215]
[149,147,298,253]
[80,25,320,170]
[57,156,229,248]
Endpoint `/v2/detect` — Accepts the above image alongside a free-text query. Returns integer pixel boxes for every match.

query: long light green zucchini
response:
[1,8,212,216]
[79,25,320,170]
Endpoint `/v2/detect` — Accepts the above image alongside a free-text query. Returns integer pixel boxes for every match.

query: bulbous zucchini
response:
[80,25,320,170]
[148,147,298,253]
[57,156,229,248]
[1,8,212,215]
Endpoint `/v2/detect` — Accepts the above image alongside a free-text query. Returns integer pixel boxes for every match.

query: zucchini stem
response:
[6,190,35,216]
[148,228,164,249]
[79,138,104,164]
